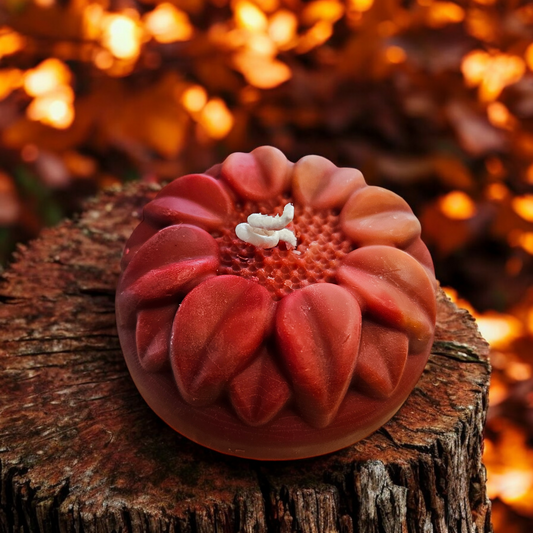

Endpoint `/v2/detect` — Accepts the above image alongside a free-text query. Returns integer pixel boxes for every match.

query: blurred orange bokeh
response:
[1,0,533,530]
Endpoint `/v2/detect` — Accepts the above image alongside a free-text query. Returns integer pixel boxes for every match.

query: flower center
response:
[235,203,297,249]
[216,197,354,300]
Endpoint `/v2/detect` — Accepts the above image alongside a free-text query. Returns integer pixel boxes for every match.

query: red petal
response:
[171,276,275,406]
[204,163,222,178]
[126,260,218,304]
[120,220,159,271]
[276,283,362,428]
[220,146,293,200]
[136,305,177,372]
[340,186,421,249]
[353,321,409,399]
[143,174,234,231]
[293,155,365,209]
[336,246,436,353]
[229,347,291,426]
[120,224,220,299]
[117,225,221,374]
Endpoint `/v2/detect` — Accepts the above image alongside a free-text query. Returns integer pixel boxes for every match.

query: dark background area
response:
[1,0,533,529]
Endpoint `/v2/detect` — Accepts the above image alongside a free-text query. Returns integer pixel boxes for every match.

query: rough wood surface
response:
[0,182,492,533]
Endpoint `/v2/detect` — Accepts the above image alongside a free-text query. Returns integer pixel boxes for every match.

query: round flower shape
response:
[116,146,437,460]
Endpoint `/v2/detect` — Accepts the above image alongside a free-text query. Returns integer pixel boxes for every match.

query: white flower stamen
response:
[247,203,294,230]
[235,203,297,249]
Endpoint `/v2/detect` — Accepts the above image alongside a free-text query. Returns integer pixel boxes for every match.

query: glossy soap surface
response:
[116,147,437,460]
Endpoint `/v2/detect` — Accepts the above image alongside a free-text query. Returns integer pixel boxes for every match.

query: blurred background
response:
[0,0,532,530]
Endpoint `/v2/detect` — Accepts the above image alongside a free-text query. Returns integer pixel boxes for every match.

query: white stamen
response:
[236,203,296,249]
[247,203,294,230]
[235,224,280,248]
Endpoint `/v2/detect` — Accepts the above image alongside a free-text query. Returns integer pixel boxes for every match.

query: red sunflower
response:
[116,146,437,460]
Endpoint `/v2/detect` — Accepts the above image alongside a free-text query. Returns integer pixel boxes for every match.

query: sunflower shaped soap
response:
[116,146,437,460]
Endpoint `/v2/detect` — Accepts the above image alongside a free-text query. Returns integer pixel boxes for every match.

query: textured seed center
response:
[216,197,354,300]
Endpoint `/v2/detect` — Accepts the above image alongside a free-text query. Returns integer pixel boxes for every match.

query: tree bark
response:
[0,182,492,533]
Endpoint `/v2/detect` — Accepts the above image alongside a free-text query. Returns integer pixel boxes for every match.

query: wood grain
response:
[0,182,492,533]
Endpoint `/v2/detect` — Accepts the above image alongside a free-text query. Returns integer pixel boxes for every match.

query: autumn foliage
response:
[1,0,533,528]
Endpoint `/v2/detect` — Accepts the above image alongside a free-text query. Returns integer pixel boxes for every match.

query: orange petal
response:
[144,173,234,231]
[403,238,436,283]
[336,246,436,353]
[353,321,409,399]
[220,146,293,200]
[136,305,177,372]
[276,283,362,428]
[340,186,421,248]
[293,155,365,209]
[171,276,275,406]
[230,347,291,426]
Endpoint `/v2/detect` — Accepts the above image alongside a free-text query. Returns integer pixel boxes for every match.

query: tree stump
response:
[0,182,492,533]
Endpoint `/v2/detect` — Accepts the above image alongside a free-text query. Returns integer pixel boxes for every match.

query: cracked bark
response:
[0,182,492,533]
